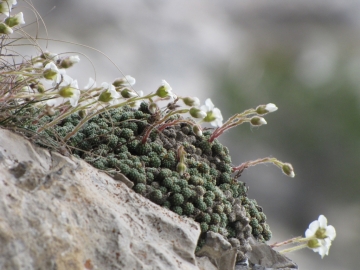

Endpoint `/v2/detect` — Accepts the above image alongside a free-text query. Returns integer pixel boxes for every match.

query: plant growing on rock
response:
[0,2,335,264]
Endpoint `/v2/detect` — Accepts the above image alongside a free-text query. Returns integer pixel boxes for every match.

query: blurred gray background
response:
[18,0,360,269]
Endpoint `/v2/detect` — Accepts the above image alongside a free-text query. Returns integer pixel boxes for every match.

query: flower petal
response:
[318,215,328,228]
[204,98,214,110]
[326,225,336,241]
[84,77,96,90]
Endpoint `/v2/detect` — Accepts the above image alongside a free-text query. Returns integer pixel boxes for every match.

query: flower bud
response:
[148,102,158,114]
[189,107,206,119]
[176,162,187,176]
[282,163,295,177]
[46,106,56,116]
[98,91,112,103]
[256,103,278,115]
[40,51,59,61]
[60,55,80,68]
[113,75,136,87]
[193,125,203,136]
[79,110,87,119]
[0,23,13,34]
[250,116,267,126]
[120,88,138,98]
[37,83,45,93]
[183,97,200,107]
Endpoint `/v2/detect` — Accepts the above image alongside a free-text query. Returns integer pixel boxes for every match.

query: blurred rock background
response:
[17,0,360,269]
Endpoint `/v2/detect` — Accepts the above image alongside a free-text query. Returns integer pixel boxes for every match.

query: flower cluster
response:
[1,34,294,178]
[0,4,337,266]
[0,0,24,34]
[271,215,336,258]
[1,6,296,193]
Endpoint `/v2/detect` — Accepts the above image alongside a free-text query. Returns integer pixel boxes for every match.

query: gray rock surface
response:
[196,232,298,270]
[0,128,201,270]
[196,231,238,270]
[245,237,298,270]
[195,256,218,270]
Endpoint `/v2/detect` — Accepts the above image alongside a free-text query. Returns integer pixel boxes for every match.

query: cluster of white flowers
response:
[2,8,292,181]
[0,7,265,143]
[0,0,24,34]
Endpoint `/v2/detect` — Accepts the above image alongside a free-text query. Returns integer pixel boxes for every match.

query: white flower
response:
[5,12,25,27]
[156,80,176,99]
[84,77,96,90]
[47,76,80,107]
[98,82,121,104]
[43,62,65,84]
[306,215,336,241]
[201,98,223,127]
[305,215,336,258]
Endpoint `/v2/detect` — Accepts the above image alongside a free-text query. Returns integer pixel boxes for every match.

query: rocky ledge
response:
[0,128,297,270]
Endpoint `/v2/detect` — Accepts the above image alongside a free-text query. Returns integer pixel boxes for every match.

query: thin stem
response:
[232,157,278,172]
[279,243,308,254]
[270,236,302,248]
[37,101,95,133]
[64,94,157,141]
[141,108,189,143]
[209,118,248,142]
[63,110,95,141]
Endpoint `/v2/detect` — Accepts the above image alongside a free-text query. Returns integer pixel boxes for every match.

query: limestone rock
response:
[245,236,298,270]
[0,129,200,270]
[196,231,238,270]
[195,256,218,270]
[196,232,298,270]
